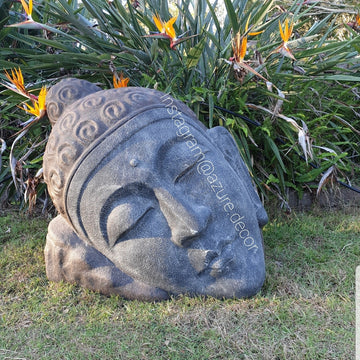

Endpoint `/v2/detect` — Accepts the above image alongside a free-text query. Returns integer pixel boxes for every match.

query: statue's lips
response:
[187,240,235,278]
[208,243,235,278]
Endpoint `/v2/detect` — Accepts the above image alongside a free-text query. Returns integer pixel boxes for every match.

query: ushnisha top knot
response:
[43,78,196,217]
[46,78,103,127]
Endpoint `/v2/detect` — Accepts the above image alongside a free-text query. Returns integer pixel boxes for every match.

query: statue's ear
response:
[207,126,268,227]
[207,126,246,176]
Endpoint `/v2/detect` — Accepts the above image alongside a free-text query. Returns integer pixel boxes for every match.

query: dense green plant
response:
[1,0,360,211]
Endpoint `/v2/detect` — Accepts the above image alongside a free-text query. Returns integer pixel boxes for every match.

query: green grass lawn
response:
[0,207,357,360]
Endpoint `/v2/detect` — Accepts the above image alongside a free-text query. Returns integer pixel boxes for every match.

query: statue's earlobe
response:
[207,126,268,227]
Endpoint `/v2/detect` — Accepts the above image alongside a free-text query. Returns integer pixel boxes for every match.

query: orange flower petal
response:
[284,19,290,41]
[21,101,39,117]
[4,67,26,94]
[279,20,285,42]
[164,15,177,40]
[239,36,248,61]
[20,0,29,15]
[249,30,264,36]
[153,14,164,33]
[38,86,47,110]
[245,15,251,33]
[288,21,294,41]
[20,0,32,17]
[232,32,248,63]
[279,19,293,43]
[113,73,129,88]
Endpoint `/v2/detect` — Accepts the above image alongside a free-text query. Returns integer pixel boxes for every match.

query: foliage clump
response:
[1,0,360,211]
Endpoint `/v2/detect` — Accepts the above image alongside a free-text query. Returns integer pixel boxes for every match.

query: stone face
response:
[43,78,268,300]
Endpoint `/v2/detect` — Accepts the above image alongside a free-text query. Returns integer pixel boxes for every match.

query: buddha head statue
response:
[43,78,268,300]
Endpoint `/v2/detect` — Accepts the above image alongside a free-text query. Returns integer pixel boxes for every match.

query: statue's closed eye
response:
[106,200,154,248]
[174,159,198,184]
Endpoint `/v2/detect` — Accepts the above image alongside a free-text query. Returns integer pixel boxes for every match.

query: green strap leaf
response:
[186,37,206,69]
[265,136,287,173]
[224,0,239,33]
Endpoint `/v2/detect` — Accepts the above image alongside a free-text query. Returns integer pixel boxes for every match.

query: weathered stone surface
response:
[43,78,268,300]
[45,215,169,300]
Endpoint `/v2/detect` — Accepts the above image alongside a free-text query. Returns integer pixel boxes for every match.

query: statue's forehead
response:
[116,120,211,165]
[64,109,212,201]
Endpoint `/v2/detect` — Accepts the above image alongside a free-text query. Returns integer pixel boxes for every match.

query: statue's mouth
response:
[189,240,235,278]
[208,243,235,278]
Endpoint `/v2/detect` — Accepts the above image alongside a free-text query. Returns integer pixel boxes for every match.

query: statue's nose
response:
[154,188,211,247]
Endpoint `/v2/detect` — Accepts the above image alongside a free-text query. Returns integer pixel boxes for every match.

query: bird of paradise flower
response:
[270,19,296,60]
[6,0,45,29]
[6,0,76,36]
[144,13,197,49]
[2,68,37,101]
[1,67,47,196]
[1,67,47,136]
[113,72,130,88]
[226,16,268,84]
[20,86,47,119]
